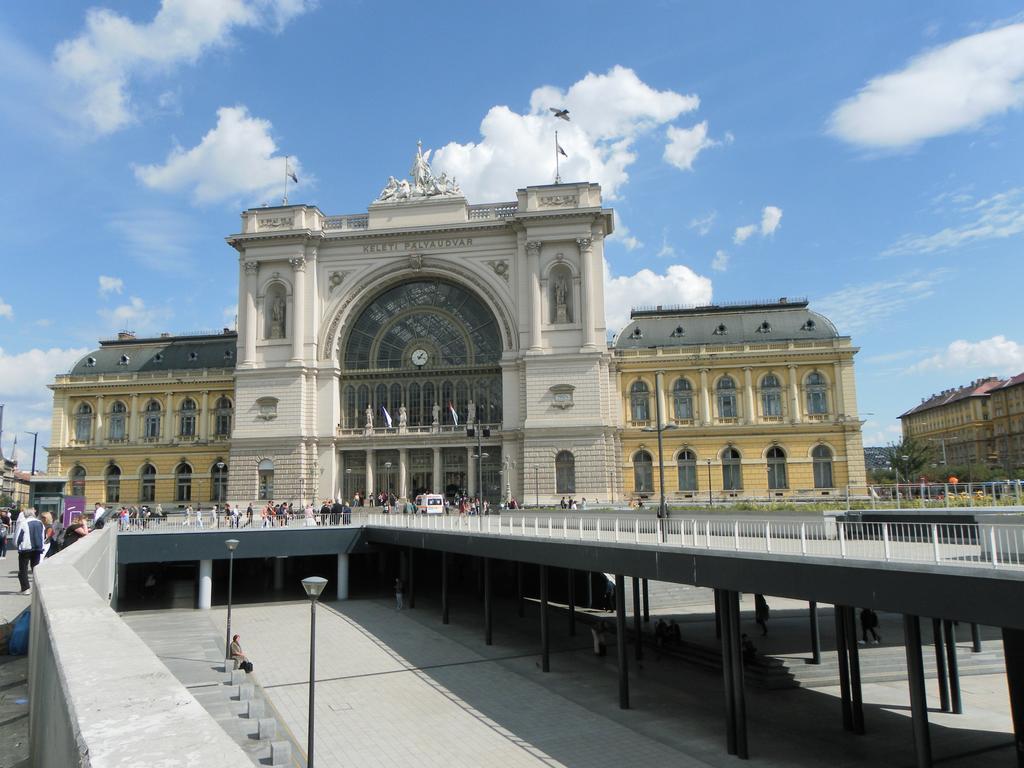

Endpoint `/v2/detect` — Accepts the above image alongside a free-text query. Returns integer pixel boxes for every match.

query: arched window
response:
[258,458,274,500]
[211,461,228,502]
[408,383,421,426]
[672,379,694,420]
[761,374,782,418]
[633,450,654,493]
[344,385,356,429]
[108,401,127,440]
[70,466,86,497]
[717,376,737,419]
[214,396,233,437]
[813,445,834,488]
[806,372,829,415]
[767,446,788,490]
[423,382,435,423]
[677,449,697,491]
[630,381,650,422]
[722,448,742,490]
[179,398,197,437]
[75,403,93,442]
[140,464,156,502]
[555,451,576,493]
[105,465,121,503]
[175,462,193,502]
[144,400,162,439]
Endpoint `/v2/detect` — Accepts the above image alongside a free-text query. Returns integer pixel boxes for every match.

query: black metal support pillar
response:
[567,570,576,637]
[408,547,415,609]
[903,615,933,768]
[1002,627,1024,766]
[540,564,550,672]
[727,590,749,759]
[484,557,492,646]
[714,589,722,639]
[516,561,524,618]
[944,620,962,714]
[971,622,982,653]
[932,618,950,712]
[809,601,821,664]
[835,604,853,731]
[632,577,643,661]
[615,573,629,709]
[642,578,650,623]
[441,552,449,625]
[844,606,865,734]
[718,588,737,756]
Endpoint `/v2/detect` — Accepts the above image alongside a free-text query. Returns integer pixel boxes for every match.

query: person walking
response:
[15,509,44,595]
[394,577,404,610]
[860,608,881,644]
[754,594,770,636]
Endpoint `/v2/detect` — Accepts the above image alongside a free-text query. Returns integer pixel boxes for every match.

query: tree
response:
[884,437,934,483]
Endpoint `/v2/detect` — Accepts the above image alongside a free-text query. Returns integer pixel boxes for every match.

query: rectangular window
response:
[678,462,697,491]
[109,416,125,441]
[718,395,736,419]
[674,396,693,420]
[762,392,782,417]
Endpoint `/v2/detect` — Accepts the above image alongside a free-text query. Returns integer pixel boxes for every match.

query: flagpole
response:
[554,130,561,185]
[282,156,289,206]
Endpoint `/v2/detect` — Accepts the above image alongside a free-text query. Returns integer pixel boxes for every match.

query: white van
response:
[416,494,445,515]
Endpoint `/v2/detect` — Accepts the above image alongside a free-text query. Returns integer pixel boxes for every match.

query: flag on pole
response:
[557,142,568,158]
[448,400,459,426]
[380,405,393,429]
[286,161,298,184]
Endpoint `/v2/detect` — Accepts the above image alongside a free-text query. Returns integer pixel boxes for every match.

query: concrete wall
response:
[28,529,252,767]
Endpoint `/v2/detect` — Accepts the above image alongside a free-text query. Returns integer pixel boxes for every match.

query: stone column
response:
[433,447,442,493]
[399,447,408,499]
[833,361,846,418]
[198,560,212,609]
[129,394,138,442]
[788,364,802,424]
[95,395,105,445]
[577,237,596,350]
[199,390,209,441]
[526,241,542,351]
[337,554,350,600]
[165,392,174,441]
[290,255,306,362]
[700,369,712,426]
[466,446,476,496]
[743,367,755,425]
[365,449,375,499]
[242,260,259,365]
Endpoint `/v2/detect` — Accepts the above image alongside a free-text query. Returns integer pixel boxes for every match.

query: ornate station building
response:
[48,147,866,507]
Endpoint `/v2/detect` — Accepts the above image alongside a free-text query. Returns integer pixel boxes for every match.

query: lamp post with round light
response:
[345,467,352,503]
[224,539,239,662]
[706,458,713,507]
[301,576,328,768]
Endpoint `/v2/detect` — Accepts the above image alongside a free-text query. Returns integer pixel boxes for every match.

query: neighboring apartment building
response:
[46,331,236,509]
[990,372,1024,472]
[613,300,866,500]
[899,377,1004,467]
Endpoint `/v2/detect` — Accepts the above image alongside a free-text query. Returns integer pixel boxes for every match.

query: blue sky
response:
[1,1,1023,463]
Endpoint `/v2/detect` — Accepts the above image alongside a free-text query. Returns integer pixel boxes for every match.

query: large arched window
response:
[75,403,93,442]
[761,374,782,418]
[813,445,834,488]
[108,401,127,441]
[211,461,228,502]
[766,446,788,490]
[630,381,650,422]
[633,450,654,493]
[716,376,738,419]
[555,451,576,493]
[140,463,156,502]
[70,466,86,497]
[806,372,829,415]
[677,449,697,491]
[214,396,233,437]
[258,459,274,500]
[722,448,742,490]
[105,465,121,503]
[179,398,197,437]
[144,400,162,439]
[175,462,193,502]
[672,378,694,420]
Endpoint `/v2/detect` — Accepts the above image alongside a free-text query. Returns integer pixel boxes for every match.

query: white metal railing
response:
[336,422,501,438]
[848,481,1024,510]
[115,511,372,533]
[363,513,1024,571]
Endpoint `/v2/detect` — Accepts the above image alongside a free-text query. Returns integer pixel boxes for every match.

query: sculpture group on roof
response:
[377,141,462,202]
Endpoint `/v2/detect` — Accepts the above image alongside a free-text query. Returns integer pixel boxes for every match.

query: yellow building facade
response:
[614,301,866,501]
[47,331,237,509]
[899,377,1003,467]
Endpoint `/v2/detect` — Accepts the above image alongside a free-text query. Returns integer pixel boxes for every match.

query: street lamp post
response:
[224,539,239,661]
[384,461,393,502]
[502,456,515,505]
[706,458,713,507]
[345,467,352,503]
[301,576,328,768]
[641,372,677,521]
[25,431,38,476]
[534,465,539,508]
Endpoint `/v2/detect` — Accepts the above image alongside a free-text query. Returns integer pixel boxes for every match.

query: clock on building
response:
[411,348,428,367]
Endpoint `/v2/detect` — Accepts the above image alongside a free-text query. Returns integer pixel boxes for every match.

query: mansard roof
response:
[899,377,1005,418]
[68,331,238,376]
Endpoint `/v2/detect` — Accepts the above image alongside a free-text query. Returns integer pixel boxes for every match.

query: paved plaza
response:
[123,580,1014,768]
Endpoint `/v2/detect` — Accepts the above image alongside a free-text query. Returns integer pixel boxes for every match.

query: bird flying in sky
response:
[549,107,570,121]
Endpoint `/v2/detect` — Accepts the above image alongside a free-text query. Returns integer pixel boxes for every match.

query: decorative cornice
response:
[525,241,542,256]
[576,237,593,252]
[243,261,259,275]
[289,256,307,272]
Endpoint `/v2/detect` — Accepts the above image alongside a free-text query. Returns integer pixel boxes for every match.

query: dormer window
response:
[801,319,816,332]
[713,323,728,336]
[224,349,234,360]
[153,353,164,363]
[630,327,643,339]
[670,325,685,338]
[188,351,199,361]
[85,356,96,367]
[118,354,130,365]
[757,321,772,333]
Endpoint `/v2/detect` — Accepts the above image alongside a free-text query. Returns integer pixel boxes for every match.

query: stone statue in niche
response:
[270,294,286,339]
[467,400,476,426]
[432,403,440,425]
[553,277,570,323]
[398,405,408,429]
[365,406,374,430]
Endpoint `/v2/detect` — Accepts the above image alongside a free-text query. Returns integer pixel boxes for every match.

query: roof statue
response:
[377,141,462,202]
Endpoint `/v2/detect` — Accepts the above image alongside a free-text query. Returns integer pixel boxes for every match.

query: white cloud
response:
[432,66,699,201]
[663,121,720,171]
[608,212,641,251]
[134,106,303,205]
[603,259,713,333]
[883,187,1024,257]
[863,420,903,447]
[656,232,676,260]
[815,270,951,333]
[733,224,756,244]
[689,211,716,236]
[828,23,1024,148]
[53,0,315,135]
[911,336,1024,375]
[98,275,124,296]
[761,205,783,235]
[711,249,729,272]
[0,298,12,319]
[98,296,171,336]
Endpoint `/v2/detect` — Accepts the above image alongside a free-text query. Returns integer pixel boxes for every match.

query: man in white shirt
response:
[93,502,105,525]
